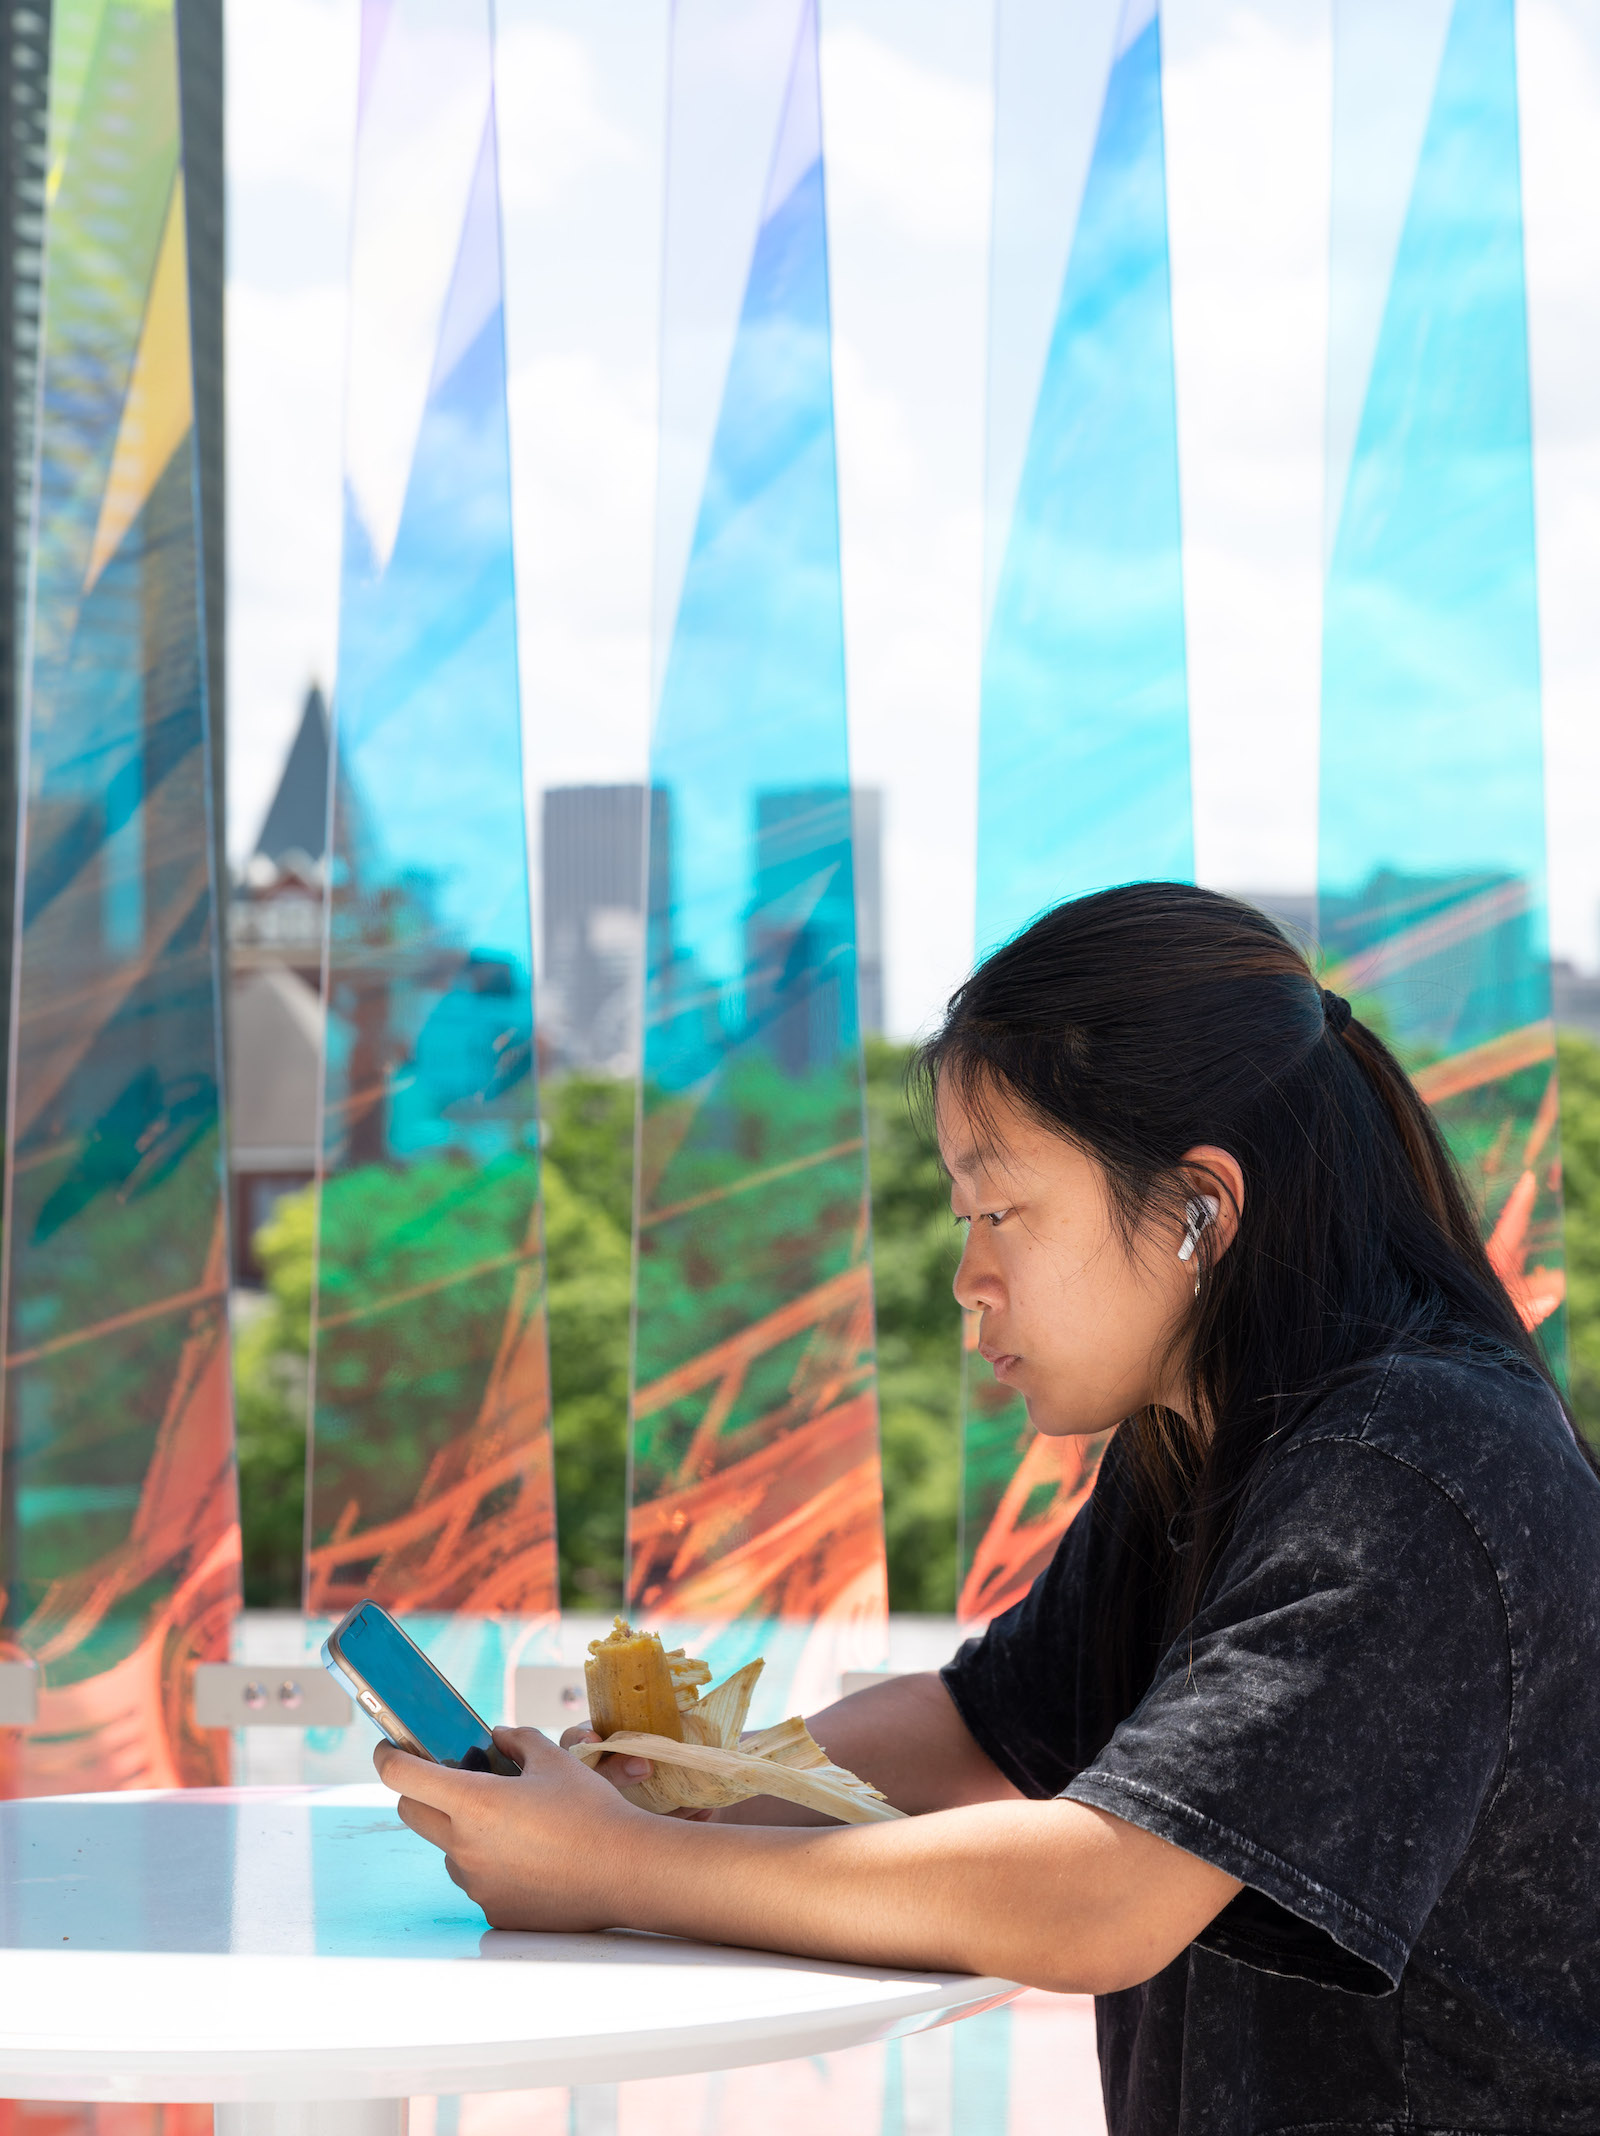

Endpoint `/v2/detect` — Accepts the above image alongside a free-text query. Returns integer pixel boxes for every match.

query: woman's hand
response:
[374,1726,656,1930]
[558,1723,652,1789]
[556,1726,718,1820]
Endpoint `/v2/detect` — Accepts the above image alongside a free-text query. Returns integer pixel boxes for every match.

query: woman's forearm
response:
[380,1730,1241,1995]
[609,1794,1238,1994]
[715,1670,1023,1825]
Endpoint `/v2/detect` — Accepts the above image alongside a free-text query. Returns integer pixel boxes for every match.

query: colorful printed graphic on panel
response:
[0,0,239,1795]
[962,0,1189,1622]
[307,0,556,1661]
[959,1317,1108,1630]
[630,0,886,1715]
[1319,0,1564,1352]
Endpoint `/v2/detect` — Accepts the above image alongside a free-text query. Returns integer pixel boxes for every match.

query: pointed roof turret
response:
[255,685,331,866]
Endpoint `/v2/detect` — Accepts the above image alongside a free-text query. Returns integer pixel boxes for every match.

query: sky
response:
[225,0,1600,1041]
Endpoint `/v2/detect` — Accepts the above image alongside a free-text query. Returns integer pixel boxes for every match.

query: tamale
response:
[583,1618,690,1741]
[574,1619,904,1823]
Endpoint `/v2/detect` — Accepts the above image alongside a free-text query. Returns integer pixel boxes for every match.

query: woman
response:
[378,884,1600,2131]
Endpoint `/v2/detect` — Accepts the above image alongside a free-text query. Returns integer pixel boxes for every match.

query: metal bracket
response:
[838,1669,904,1698]
[193,1664,353,1729]
[512,1664,590,1733]
[0,1661,38,1726]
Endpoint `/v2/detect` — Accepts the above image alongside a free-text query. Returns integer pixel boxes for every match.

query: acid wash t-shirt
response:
[941,1349,1600,2135]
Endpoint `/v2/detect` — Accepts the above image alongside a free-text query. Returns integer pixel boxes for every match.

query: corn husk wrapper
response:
[572,1621,903,1825]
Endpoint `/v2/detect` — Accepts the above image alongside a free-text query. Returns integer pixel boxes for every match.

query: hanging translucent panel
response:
[959,1318,1109,1629]
[0,0,238,1794]
[975,0,1190,963]
[1319,0,1564,1350]
[307,0,556,1728]
[629,0,886,1719]
[961,0,1188,1625]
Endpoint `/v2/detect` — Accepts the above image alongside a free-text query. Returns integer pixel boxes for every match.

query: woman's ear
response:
[1177,1146,1245,1260]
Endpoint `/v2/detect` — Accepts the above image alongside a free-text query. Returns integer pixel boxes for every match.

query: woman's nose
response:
[952,1229,1002,1313]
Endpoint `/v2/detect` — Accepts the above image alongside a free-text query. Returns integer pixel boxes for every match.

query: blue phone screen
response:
[340,1605,496,1768]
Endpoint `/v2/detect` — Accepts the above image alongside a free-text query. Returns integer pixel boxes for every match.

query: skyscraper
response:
[541,783,884,1075]
[541,784,667,1075]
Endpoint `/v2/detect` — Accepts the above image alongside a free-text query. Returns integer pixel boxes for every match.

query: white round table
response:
[0,1784,1017,2135]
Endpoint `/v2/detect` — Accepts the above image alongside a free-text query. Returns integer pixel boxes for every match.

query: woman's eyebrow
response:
[944,1139,1000,1181]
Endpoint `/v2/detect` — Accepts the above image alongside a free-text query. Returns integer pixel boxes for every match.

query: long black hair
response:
[919,881,1578,1722]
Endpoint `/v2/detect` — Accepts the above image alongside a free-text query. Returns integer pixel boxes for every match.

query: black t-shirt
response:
[941,1349,1600,2133]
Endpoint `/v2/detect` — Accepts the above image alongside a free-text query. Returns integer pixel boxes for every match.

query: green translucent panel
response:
[963,0,1188,1623]
[1320,0,1565,1356]
[628,0,886,1717]
[306,0,556,1700]
[0,0,238,1794]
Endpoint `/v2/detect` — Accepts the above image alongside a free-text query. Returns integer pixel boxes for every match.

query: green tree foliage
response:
[862,1039,962,1612]
[234,1075,637,1610]
[233,1187,313,1608]
[634,1052,870,1496]
[1557,1031,1600,1449]
[234,1055,965,1613]
[540,1121,632,1607]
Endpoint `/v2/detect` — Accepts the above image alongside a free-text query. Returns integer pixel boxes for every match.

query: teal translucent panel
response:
[1320,0,1565,1349]
[307,0,556,1713]
[628,0,886,1718]
[0,0,238,1795]
[963,0,1189,1624]
[975,0,1191,963]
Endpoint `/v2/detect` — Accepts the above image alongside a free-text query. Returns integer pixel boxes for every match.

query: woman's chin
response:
[1022,1397,1109,1441]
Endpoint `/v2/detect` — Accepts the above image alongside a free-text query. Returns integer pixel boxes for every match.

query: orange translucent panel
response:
[0,0,237,1797]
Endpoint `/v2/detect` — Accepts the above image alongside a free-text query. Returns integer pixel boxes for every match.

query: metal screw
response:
[561,1685,582,1707]
[277,1680,303,1710]
[243,1682,267,1711]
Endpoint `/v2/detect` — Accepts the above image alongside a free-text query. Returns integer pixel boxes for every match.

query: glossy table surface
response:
[0,1784,1016,2104]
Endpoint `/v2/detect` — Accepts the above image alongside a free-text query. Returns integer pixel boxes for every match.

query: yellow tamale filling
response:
[584,1618,687,1742]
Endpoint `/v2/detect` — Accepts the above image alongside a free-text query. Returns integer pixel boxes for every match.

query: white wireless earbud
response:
[1177,1194,1221,1264]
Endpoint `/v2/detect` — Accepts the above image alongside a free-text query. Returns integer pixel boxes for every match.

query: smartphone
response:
[322,1599,520,1775]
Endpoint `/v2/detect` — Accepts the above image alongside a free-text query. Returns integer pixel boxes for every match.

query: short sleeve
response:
[941,1493,1101,1799]
[1062,1439,1511,1994]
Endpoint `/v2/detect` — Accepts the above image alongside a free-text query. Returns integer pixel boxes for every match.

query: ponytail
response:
[1338,1020,1489,1266]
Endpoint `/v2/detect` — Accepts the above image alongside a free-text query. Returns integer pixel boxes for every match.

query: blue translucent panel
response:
[963,0,1190,1623]
[1320,0,1565,1347]
[306,0,557,1644]
[0,0,238,1796]
[629,0,886,1719]
[975,0,1191,962]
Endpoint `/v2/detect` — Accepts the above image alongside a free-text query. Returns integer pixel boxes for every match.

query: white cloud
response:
[225,0,359,191]
[224,0,357,864]
[823,0,994,1035]
[1521,0,1600,972]
[818,20,992,249]
[226,279,347,858]
[507,350,657,788]
[1164,0,1331,900]
[494,18,641,213]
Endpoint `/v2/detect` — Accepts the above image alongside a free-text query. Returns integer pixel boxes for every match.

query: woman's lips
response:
[980,1343,1020,1381]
